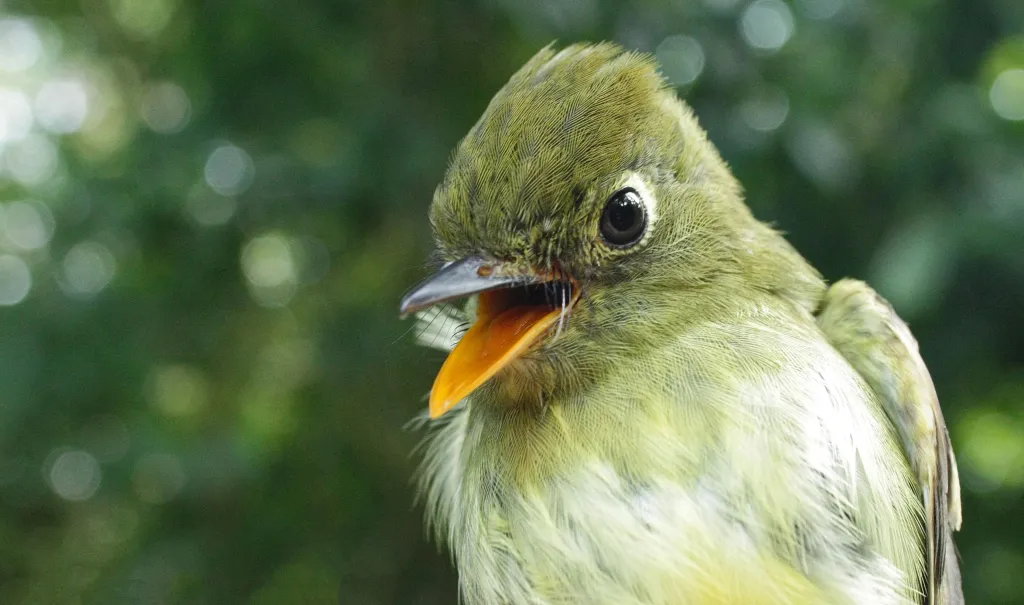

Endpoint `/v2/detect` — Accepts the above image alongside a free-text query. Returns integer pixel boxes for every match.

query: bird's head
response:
[401,43,821,418]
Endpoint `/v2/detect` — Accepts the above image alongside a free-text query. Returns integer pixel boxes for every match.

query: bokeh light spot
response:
[81,501,140,554]
[740,0,795,53]
[146,364,209,418]
[108,0,176,38]
[0,18,43,73]
[241,392,297,446]
[74,67,134,158]
[241,232,299,307]
[0,254,32,305]
[989,68,1024,121]
[254,340,317,390]
[740,87,790,132]
[242,233,296,288]
[140,81,191,134]
[0,88,34,143]
[5,133,59,186]
[959,410,1024,490]
[204,143,254,196]
[47,449,101,502]
[133,453,186,504]
[869,213,954,319]
[35,78,89,134]
[796,0,844,20]
[656,35,706,87]
[4,200,55,250]
[786,121,857,190]
[185,186,237,226]
[60,241,116,297]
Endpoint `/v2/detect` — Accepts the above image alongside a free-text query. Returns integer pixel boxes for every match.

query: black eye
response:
[600,188,647,248]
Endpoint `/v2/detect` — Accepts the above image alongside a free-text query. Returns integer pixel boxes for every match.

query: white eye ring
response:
[609,172,657,248]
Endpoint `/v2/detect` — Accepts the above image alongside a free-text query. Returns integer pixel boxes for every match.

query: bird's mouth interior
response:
[428,278,579,418]
[477,279,578,323]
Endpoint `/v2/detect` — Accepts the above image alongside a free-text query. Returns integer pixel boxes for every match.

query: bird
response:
[399,43,963,605]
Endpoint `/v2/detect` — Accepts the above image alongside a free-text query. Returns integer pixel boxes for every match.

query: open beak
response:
[400,255,578,419]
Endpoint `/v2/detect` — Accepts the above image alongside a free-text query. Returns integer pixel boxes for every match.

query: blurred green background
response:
[0,0,1021,603]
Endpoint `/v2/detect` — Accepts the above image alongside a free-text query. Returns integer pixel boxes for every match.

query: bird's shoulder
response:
[816,278,963,605]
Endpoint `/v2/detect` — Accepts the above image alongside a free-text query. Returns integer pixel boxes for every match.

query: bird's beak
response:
[400,255,578,419]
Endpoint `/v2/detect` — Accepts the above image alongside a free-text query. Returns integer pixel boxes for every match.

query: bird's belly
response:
[461,464,836,605]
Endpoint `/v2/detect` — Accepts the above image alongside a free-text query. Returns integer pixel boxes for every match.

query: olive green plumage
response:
[413,43,962,605]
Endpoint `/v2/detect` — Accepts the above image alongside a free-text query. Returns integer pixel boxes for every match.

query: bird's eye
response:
[600,188,647,248]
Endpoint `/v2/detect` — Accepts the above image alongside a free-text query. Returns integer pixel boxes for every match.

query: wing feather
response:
[817,279,963,605]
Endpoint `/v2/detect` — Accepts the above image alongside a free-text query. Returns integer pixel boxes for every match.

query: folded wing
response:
[817,279,963,605]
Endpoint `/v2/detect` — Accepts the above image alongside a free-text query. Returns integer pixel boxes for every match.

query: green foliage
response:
[0,0,1020,603]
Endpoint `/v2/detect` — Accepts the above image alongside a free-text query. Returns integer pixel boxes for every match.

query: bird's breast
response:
[425,314,922,605]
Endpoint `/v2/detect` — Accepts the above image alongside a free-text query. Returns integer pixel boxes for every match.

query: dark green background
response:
[1,0,1022,603]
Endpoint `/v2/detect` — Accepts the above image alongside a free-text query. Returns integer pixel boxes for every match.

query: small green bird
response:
[400,43,963,605]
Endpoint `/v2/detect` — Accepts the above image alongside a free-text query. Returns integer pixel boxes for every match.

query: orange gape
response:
[429,290,563,419]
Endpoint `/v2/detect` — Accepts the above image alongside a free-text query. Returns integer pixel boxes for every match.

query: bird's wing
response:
[816,279,963,605]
